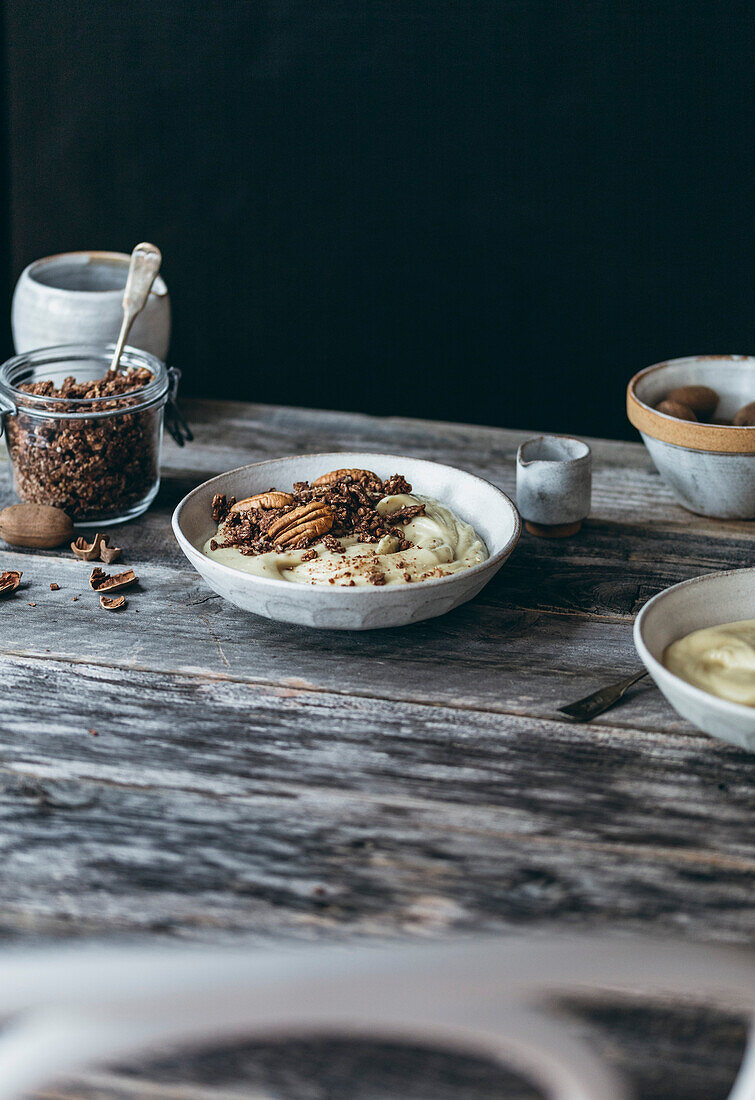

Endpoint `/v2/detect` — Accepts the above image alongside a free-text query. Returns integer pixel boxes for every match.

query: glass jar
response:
[0,344,191,526]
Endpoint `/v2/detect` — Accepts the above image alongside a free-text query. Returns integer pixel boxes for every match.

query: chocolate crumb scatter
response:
[212,471,424,558]
[6,366,158,521]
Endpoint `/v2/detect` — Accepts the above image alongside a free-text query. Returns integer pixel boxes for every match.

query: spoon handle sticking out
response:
[110,243,162,374]
[557,669,649,722]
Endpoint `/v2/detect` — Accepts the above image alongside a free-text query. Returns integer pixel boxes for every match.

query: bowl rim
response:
[626,355,755,454]
[18,251,169,298]
[634,567,755,720]
[172,451,522,596]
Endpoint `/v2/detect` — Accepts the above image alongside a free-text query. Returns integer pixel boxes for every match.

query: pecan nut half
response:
[313,468,378,487]
[230,491,295,513]
[266,501,334,547]
[0,570,22,597]
[90,566,138,592]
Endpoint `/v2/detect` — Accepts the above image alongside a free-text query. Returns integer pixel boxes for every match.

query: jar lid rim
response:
[0,344,169,414]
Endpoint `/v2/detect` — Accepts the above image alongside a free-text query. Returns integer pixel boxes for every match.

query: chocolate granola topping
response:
[5,366,157,521]
[212,471,425,557]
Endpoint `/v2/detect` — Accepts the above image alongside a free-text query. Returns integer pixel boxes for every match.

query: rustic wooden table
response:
[1,400,753,1100]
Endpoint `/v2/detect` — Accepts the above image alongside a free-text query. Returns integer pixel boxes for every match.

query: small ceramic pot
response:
[626,355,755,518]
[516,435,592,537]
[12,251,171,360]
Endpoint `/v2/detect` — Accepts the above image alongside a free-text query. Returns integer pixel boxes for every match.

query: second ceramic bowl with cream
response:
[634,568,755,750]
[172,453,521,629]
[627,355,755,518]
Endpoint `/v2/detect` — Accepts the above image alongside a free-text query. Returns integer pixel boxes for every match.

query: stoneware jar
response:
[516,435,592,537]
[626,355,755,518]
[12,251,171,360]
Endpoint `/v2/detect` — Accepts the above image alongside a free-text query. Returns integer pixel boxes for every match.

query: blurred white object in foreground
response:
[0,935,751,1100]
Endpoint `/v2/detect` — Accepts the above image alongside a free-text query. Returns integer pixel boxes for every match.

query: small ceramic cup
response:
[12,250,171,359]
[516,435,592,537]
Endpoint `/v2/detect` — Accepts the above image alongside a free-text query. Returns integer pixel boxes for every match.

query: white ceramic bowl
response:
[626,355,755,518]
[173,453,521,630]
[634,569,755,750]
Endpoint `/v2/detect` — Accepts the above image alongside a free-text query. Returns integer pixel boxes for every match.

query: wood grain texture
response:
[0,656,751,870]
[1,767,752,943]
[0,399,752,1100]
[0,544,737,737]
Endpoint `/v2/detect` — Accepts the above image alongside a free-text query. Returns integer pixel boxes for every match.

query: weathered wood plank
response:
[163,399,755,537]
[3,482,752,624]
[0,768,752,942]
[0,401,750,1100]
[0,656,751,866]
[4,397,755,543]
[3,398,752,646]
[0,546,696,734]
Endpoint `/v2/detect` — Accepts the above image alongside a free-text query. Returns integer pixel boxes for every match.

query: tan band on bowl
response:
[626,381,755,454]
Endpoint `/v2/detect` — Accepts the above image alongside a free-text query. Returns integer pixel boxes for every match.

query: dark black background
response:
[2,1,755,439]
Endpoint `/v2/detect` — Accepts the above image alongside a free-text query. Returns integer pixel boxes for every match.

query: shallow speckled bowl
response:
[172,453,521,630]
[634,569,755,750]
[626,355,755,518]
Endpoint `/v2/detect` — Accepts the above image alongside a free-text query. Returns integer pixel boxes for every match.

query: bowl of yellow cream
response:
[634,569,755,750]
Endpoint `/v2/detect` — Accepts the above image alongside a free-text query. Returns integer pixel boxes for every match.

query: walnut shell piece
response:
[0,570,22,597]
[0,503,74,549]
[99,540,122,564]
[89,566,138,592]
[312,468,378,487]
[266,501,335,547]
[100,594,127,611]
[230,491,295,513]
[72,533,107,560]
[72,532,123,563]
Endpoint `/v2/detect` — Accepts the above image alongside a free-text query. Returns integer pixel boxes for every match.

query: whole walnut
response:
[655,399,697,422]
[666,385,719,420]
[733,401,755,427]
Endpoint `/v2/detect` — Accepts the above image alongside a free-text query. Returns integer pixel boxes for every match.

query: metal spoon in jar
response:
[109,242,162,374]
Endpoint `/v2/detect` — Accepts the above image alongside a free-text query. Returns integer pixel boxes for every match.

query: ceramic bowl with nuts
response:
[626,355,755,518]
[172,452,521,629]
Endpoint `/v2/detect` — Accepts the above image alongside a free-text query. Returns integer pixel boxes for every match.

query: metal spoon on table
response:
[557,669,650,722]
[110,242,162,373]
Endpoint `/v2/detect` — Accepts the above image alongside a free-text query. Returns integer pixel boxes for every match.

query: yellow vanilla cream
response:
[664,618,755,707]
[203,493,488,586]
